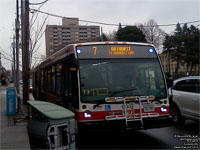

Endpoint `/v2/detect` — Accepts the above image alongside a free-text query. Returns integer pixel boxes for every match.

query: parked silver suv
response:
[169,76,200,124]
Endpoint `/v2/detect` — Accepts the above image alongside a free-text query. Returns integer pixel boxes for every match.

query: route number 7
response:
[93,46,97,55]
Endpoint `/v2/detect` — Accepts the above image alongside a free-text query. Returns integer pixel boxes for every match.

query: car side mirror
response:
[166,78,173,88]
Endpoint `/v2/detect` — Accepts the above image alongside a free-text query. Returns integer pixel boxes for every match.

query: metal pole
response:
[101,27,103,41]
[16,0,20,94]
[12,40,16,87]
[21,0,25,104]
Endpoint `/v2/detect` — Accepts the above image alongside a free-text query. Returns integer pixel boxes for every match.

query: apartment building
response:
[45,18,101,57]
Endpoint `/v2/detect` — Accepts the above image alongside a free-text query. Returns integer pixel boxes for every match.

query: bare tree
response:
[29,5,48,68]
[106,30,117,41]
[31,54,46,69]
[138,19,166,53]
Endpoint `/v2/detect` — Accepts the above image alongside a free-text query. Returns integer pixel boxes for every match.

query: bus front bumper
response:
[78,115,173,132]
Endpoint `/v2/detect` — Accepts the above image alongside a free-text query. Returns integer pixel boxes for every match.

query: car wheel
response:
[170,105,185,125]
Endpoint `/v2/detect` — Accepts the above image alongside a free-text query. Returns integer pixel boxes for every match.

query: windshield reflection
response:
[79,59,166,103]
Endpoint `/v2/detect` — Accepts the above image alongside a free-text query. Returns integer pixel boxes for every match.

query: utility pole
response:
[12,37,16,87]
[21,0,30,104]
[16,0,20,94]
[101,27,103,41]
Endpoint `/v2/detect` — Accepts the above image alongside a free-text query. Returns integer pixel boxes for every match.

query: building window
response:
[79,27,87,30]
[63,27,70,30]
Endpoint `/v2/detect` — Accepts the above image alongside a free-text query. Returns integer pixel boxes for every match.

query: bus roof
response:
[74,41,153,47]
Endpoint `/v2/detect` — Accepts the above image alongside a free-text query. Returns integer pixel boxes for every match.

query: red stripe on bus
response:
[75,106,170,121]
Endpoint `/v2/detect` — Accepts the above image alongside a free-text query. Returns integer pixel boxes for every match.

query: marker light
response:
[76,49,81,54]
[160,106,167,112]
[148,48,155,53]
[84,111,92,118]
[82,105,87,109]
[164,100,167,104]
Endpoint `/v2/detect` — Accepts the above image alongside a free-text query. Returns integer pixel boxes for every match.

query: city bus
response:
[32,42,172,133]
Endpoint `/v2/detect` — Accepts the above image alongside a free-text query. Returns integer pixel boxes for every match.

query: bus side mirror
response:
[74,59,79,69]
[70,57,79,71]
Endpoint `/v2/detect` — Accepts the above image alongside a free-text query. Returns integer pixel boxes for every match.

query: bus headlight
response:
[76,49,81,54]
[84,110,92,118]
[160,106,167,112]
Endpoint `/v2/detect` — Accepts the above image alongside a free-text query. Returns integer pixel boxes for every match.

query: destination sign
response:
[76,44,157,59]
[109,46,134,56]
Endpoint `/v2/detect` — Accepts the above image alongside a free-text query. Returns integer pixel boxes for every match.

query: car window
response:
[173,79,198,93]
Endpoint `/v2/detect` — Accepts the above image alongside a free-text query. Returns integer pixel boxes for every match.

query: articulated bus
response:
[32,42,172,133]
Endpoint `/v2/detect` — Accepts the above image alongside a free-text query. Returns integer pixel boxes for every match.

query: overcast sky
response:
[0,0,199,70]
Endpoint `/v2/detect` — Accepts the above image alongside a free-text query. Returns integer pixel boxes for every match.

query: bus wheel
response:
[170,105,185,125]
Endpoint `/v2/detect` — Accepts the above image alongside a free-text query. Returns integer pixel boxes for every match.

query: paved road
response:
[29,117,199,149]
[76,120,199,149]
[15,83,199,149]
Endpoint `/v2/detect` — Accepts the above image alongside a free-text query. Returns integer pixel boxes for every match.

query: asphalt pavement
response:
[0,85,30,150]
[1,84,199,149]
[76,120,199,149]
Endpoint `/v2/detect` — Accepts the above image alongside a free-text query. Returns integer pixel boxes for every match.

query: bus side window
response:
[63,56,79,109]
[45,69,48,92]
[69,68,79,109]
[47,67,51,91]
[61,63,65,96]
[56,64,62,96]
[69,71,72,97]
[65,66,69,97]
[51,65,56,93]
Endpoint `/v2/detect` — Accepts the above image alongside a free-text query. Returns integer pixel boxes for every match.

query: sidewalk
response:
[0,85,30,150]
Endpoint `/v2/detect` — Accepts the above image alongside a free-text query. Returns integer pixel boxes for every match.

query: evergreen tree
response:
[118,22,122,30]
[116,26,147,42]
[163,23,199,75]
[175,23,182,35]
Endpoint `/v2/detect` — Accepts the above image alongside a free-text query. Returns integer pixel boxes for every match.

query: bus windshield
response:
[79,59,167,103]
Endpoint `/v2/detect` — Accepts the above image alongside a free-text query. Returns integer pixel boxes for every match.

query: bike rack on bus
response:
[105,96,159,127]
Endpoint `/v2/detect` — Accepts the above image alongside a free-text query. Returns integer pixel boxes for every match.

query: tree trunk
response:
[189,62,194,75]
[175,60,179,78]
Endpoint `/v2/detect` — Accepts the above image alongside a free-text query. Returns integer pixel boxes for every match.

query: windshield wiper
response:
[108,88,137,97]
[93,88,137,109]
[154,97,163,104]
[93,100,107,109]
